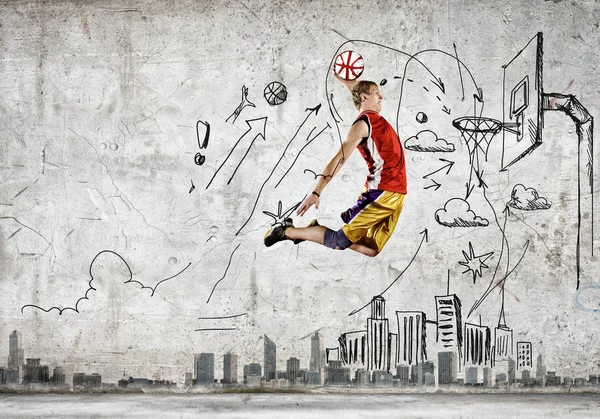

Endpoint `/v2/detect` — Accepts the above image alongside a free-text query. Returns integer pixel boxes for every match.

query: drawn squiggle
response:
[21,250,191,315]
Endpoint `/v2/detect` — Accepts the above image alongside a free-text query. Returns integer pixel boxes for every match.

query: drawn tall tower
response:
[367,296,390,371]
[435,294,463,356]
[494,291,513,364]
[264,334,276,381]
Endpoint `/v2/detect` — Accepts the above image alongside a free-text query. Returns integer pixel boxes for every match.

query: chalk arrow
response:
[206,117,267,189]
[474,87,484,103]
[424,179,441,191]
[349,228,429,316]
[236,104,321,235]
[423,158,455,179]
[431,77,445,94]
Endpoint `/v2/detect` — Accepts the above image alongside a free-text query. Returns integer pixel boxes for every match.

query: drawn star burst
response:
[458,242,494,284]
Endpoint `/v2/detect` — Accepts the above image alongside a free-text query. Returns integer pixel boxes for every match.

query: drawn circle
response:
[380,79,387,86]
[416,112,428,124]
[99,143,107,150]
[210,225,219,234]
[334,50,364,81]
[195,152,206,166]
[264,82,288,106]
[342,174,351,182]
[169,257,178,265]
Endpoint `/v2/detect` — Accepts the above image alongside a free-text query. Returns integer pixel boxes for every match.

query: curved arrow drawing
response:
[348,229,429,316]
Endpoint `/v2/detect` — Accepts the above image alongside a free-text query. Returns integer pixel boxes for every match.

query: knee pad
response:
[323,228,353,250]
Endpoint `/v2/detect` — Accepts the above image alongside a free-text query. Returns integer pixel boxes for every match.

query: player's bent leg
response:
[323,227,353,250]
[348,242,379,257]
[285,225,327,245]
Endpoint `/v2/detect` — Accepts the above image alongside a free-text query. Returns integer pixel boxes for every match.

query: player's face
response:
[363,86,383,112]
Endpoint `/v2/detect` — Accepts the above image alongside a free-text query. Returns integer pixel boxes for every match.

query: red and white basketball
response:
[334,50,364,80]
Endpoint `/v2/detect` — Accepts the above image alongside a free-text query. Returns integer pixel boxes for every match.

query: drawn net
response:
[453,116,503,162]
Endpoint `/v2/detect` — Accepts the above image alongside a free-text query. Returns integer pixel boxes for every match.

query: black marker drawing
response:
[275,123,331,188]
[264,82,288,106]
[194,328,237,332]
[458,242,494,284]
[330,93,343,123]
[235,104,321,236]
[349,230,428,316]
[263,200,302,227]
[205,117,267,189]
[189,179,195,194]
[422,158,455,192]
[517,341,533,370]
[415,112,428,124]
[507,184,551,211]
[21,250,191,315]
[206,243,241,304]
[194,120,210,166]
[303,169,333,181]
[442,105,451,115]
[380,79,387,86]
[226,85,255,123]
[198,313,248,320]
[435,198,489,228]
[405,130,455,153]
[464,322,491,366]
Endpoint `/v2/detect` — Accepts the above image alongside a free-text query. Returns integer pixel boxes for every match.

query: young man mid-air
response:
[264,71,407,257]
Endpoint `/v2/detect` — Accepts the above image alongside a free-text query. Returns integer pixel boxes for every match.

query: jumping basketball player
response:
[264,69,407,257]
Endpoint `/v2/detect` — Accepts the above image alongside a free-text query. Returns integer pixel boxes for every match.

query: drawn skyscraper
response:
[195,353,215,385]
[517,342,532,370]
[494,289,513,364]
[264,334,276,381]
[435,294,463,354]
[464,323,491,365]
[223,352,238,383]
[338,330,367,368]
[367,296,390,371]
[396,310,427,366]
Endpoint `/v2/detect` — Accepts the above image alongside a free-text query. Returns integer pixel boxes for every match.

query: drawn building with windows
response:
[396,310,427,366]
[367,296,390,372]
[464,323,491,366]
[517,342,532,370]
[338,330,367,369]
[435,294,463,354]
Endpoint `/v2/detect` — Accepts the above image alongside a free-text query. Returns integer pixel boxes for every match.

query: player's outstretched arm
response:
[297,120,368,217]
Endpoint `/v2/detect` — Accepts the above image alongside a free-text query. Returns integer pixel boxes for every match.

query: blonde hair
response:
[351,81,378,110]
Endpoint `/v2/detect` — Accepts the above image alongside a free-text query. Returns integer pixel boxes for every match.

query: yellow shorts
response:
[341,189,406,252]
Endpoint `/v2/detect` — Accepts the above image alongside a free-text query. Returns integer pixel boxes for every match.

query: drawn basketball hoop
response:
[453,116,503,162]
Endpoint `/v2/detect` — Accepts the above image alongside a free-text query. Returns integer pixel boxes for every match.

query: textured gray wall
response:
[0,0,598,386]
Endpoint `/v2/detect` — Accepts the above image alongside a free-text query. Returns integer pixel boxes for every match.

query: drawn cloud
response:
[404,130,455,153]
[507,184,551,211]
[435,198,489,227]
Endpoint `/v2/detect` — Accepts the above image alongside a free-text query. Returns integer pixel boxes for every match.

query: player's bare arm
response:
[296,120,368,217]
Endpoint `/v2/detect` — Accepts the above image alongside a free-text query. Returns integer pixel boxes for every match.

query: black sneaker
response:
[293,219,320,245]
[264,218,294,247]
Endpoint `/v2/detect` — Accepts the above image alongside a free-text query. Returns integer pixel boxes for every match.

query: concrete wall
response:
[0,0,598,386]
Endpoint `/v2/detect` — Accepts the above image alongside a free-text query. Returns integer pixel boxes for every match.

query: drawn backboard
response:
[501,33,543,170]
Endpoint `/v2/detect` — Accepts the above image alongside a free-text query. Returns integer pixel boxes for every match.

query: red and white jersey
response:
[353,110,407,194]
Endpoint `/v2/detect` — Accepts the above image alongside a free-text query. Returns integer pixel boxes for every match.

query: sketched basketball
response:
[264,81,288,106]
[334,50,364,80]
